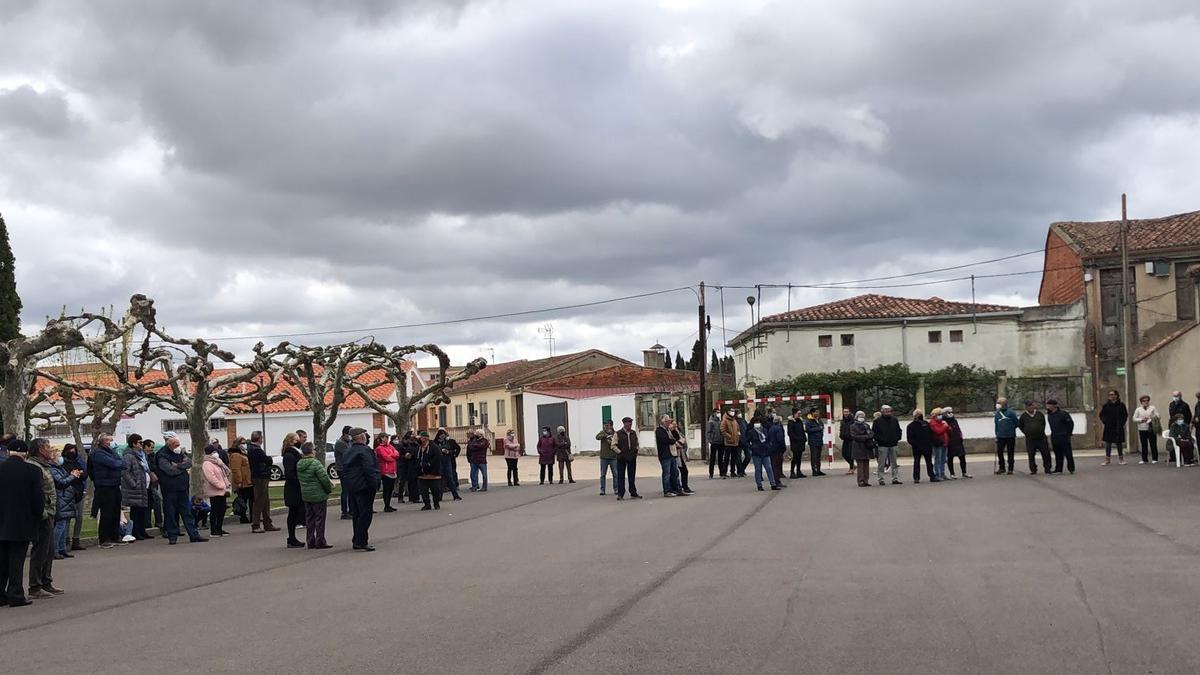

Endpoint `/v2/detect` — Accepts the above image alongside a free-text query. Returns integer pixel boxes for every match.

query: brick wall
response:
[1039,229,1085,305]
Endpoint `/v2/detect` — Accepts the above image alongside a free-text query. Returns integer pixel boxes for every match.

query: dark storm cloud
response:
[2,0,1199,362]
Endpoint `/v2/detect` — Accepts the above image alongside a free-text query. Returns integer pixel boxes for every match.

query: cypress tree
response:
[663,349,672,369]
[0,212,20,342]
[710,349,720,373]
[674,353,686,370]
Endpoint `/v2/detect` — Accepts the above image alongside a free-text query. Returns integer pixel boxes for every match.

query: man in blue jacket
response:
[994,397,1020,475]
[341,428,381,551]
[155,433,207,545]
[89,434,127,549]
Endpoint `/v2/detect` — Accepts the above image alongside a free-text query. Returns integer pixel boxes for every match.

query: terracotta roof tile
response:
[449,350,632,393]
[761,294,1018,324]
[528,365,699,391]
[1054,210,1200,257]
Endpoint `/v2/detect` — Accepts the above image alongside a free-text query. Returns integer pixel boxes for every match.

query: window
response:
[949,330,964,343]
[1151,260,1170,277]
[928,331,942,343]
[209,418,227,431]
[495,400,506,425]
[438,406,448,427]
[161,419,190,433]
[840,334,854,346]
[479,401,489,428]
[468,402,477,426]
[36,422,74,438]
[1177,263,1196,321]
[818,335,833,348]
[454,405,463,427]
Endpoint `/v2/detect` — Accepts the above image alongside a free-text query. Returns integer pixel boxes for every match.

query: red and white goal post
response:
[713,394,835,462]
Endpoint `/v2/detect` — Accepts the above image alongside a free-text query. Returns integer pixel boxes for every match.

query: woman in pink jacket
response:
[503,430,522,487]
[201,445,232,537]
[375,434,401,512]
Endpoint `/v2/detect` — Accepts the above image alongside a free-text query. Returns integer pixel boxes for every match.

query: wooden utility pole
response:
[698,281,708,461]
[1120,194,1138,450]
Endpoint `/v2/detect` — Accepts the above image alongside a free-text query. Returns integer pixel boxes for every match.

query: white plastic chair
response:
[1162,429,1183,468]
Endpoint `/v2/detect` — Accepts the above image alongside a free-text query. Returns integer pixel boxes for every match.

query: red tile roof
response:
[1053,210,1200,257]
[761,294,1018,324]
[528,365,699,392]
[448,350,632,394]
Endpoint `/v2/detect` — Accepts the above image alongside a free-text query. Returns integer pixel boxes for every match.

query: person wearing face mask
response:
[1131,395,1161,465]
[787,410,807,479]
[766,415,788,489]
[536,426,557,485]
[1167,393,1191,464]
[871,405,903,486]
[942,408,971,479]
[718,409,739,479]
[120,433,151,541]
[736,411,752,477]
[227,437,253,525]
[1019,401,1051,474]
[155,432,208,545]
[0,439,45,607]
[503,429,522,487]
[1045,399,1076,474]
[803,407,827,477]
[656,415,685,497]
[59,444,88,552]
[838,409,856,475]
[27,439,62,599]
[706,411,725,479]
[1168,413,1196,465]
[848,412,875,487]
[1098,390,1128,466]
[747,415,778,491]
[993,397,1020,475]
[88,433,127,549]
[906,410,936,483]
[928,408,951,481]
[434,428,463,501]
[50,445,84,560]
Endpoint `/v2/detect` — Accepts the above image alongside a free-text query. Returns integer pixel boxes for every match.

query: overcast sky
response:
[2,0,1198,366]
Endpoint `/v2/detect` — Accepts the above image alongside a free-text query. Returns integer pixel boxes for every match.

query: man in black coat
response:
[341,428,381,551]
[786,410,807,479]
[905,411,936,483]
[871,405,904,486]
[0,440,45,607]
[246,431,279,533]
[1046,399,1076,474]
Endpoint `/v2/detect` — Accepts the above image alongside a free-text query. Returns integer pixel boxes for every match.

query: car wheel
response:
[269,466,283,481]
[327,466,339,480]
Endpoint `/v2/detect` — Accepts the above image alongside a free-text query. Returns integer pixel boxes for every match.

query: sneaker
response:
[59,550,74,559]
[114,541,129,546]
[99,542,115,550]
[1006,470,1013,475]
[122,534,136,543]
[962,474,973,479]
[1152,460,1158,464]
[892,479,902,485]
[53,552,66,560]
[1102,459,1111,466]
[758,486,764,491]
[631,494,643,499]
[28,589,55,600]
[263,525,281,532]
[352,545,377,552]
[1118,459,1127,465]
[1138,460,1145,465]
[600,491,606,496]
[664,492,677,498]
[70,540,86,551]
[948,474,958,480]
[770,485,782,490]
[994,470,1005,475]
[44,585,65,595]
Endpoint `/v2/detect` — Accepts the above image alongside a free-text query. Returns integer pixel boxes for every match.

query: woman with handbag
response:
[554,426,575,484]
[228,437,253,525]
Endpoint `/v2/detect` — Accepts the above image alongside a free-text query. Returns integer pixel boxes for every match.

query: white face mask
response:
[171,445,183,454]
[752,423,762,430]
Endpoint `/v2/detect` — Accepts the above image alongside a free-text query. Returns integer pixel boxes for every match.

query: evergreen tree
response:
[0,212,20,342]
[710,349,720,373]
[688,339,703,371]
[663,349,672,369]
[674,352,686,370]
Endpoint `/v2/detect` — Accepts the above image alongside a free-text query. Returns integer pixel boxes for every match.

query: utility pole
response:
[1120,193,1138,450]
[698,282,708,461]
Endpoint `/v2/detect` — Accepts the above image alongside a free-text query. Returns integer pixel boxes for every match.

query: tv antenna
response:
[538,324,556,357]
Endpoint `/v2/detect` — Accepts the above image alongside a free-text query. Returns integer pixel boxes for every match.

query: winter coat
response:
[62,454,87,503]
[30,457,55,521]
[929,416,951,447]
[51,463,83,520]
[595,429,618,460]
[1018,411,1047,439]
[120,449,150,507]
[1131,405,1159,432]
[746,426,771,457]
[655,426,680,461]
[737,418,750,449]
[340,442,381,495]
[0,456,45,542]
[1047,408,1075,438]
[1168,399,1192,426]
[767,424,786,456]
[786,418,805,448]
[804,417,824,446]
[536,435,557,464]
[374,443,399,477]
[201,454,231,498]
[417,443,441,477]
[1169,421,1194,443]
[504,435,522,459]
[720,415,741,447]
[333,435,351,472]
[614,428,640,462]
[705,416,722,446]
[89,444,126,488]
[906,419,933,453]
[848,421,875,461]
[297,456,333,503]
[994,408,1020,439]
[554,433,573,462]
[871,415,903,447]
[1099,401,1129,443]
[282,446,303,506]
[247,443,273,480]
[946,417,966,455]
[155,448,193,494]
[228,449,252,489]
[466,435,490,464]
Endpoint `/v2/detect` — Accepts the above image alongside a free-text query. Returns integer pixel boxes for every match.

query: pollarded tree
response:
[274,340,375,458]
[136,328,287,494]
[346,343,486,436]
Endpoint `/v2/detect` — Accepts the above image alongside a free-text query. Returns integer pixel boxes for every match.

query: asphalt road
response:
[3,457,1200,674]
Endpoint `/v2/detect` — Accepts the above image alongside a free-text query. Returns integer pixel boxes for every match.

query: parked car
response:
[267,443,338,481]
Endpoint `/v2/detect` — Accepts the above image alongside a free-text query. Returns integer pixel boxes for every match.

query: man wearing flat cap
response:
[341,428,381,551]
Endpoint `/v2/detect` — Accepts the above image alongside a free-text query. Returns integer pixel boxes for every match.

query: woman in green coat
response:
[297,443,333,549]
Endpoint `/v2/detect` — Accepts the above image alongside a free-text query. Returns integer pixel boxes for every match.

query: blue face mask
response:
[54,456,64,466]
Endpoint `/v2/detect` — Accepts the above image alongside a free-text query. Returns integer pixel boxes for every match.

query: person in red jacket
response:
[928,408,951,481]
[374,434,400,512]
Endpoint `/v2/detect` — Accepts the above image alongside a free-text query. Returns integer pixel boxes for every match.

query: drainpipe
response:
[901,319,909,367]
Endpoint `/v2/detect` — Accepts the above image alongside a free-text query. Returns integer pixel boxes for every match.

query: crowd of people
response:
[3,388,1199,609]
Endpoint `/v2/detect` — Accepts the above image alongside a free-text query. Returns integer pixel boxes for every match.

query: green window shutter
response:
[601,405,612,423]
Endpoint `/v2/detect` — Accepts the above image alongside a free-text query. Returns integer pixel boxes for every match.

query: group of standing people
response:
[1098,390,1198,466]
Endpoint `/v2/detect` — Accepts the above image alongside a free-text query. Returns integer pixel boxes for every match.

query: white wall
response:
[227,410,378,462]
[949,412,1089,439]
[522,392,701,455]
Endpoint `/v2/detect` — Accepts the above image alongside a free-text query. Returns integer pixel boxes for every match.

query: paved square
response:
[2,458,1199,674]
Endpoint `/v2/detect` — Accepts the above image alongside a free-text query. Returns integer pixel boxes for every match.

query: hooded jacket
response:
[50,462,83,520]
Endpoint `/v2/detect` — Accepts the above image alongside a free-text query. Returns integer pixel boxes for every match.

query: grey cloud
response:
[0,85,72,137]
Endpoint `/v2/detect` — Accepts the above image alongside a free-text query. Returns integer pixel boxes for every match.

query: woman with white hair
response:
[929,408,950,480]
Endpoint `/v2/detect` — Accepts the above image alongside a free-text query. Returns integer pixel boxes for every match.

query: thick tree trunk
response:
[187,407,210,497]
[0,361,31,437]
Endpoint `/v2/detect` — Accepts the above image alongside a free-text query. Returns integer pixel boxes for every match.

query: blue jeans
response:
[599,457,618,493]
[54,518,70,553]
[340,491,350,516]
[934,445,947,479]
[753,455,775,489]
[470,462,488,490]
[660,457,681,494]
[161,490,200,542]
[441,458,461,498]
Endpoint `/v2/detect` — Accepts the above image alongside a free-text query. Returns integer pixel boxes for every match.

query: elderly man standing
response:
[27,439,64,599]
[1019,401,1051,474]
[0,440,45,607]
[247,431,279,533]
[596,419,619,495]
[706,410,725,479]
[89,433,126,548]
[994,397,1020,475]
[156,432,208,545]
[720,409,741,478]
[614,417,642,500]
[871,405,903,486]
[333,425,353,520]
[342,428,381,551]
[656,415,685,497]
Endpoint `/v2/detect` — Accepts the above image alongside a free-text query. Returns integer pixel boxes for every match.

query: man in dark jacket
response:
[705,411,724,479]
[1169,391,1192,426]
[786,410,807,479]
[1046,399,1076,474]
[872,405,903,486]
[246,431,278,532]
[0,440,45,607]
[838,409,855,473]
[334,426,352,519]
[766,415,787,488]
[1019,401,1051,474]
[466,430,490,493]
[397,431,421,505]
[155,433,207,545]
[89,433,126,548]
[341,428,381,551]
[27,438,62,599]
[906,411,936,483]
[434,429,463,501]
[614,417,642,500]
[736,412,751,476]
[655,415,685,497]
[804,408,827,477]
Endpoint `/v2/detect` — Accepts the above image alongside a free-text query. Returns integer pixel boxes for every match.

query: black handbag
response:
[232,495,248,517]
